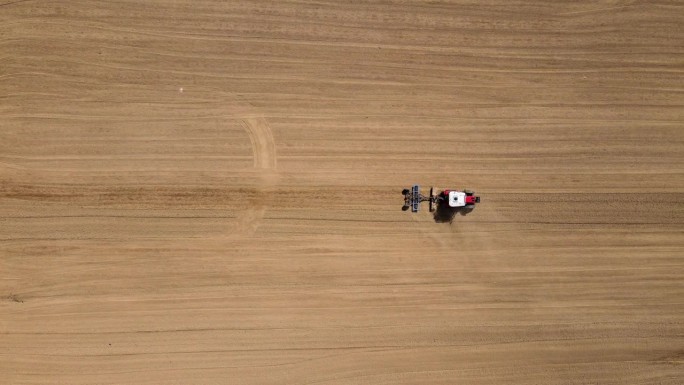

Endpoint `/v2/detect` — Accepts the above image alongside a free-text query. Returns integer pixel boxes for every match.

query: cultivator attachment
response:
[402,185,434,212]
[410,185,420,212]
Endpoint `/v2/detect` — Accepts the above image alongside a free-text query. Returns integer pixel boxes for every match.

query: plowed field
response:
[2,1,683,384]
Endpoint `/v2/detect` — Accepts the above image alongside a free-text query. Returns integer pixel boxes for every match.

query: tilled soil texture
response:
[2,1,683,384]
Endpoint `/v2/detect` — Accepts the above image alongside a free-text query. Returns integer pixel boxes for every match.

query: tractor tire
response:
[464,204,475,210]
[402,189,409,195]
[402,205,410,211]
[464,189,474,195]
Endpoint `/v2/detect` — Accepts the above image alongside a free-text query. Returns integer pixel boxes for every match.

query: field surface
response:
[2,1,683,384]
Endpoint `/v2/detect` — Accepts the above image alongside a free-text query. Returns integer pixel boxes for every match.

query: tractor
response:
[402,185,480,212]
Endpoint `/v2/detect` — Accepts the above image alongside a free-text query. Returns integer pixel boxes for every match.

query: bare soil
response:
[1,1,683,384]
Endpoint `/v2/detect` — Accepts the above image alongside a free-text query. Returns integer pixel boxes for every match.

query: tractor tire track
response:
[241,117,277,171]
[233,113,278,237]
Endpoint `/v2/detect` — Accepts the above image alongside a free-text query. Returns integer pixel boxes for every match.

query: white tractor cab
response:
[402,185,480,212]
[447,190,467,207]
[443,190,479,208]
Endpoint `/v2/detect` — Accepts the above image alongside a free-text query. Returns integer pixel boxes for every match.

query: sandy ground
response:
[2,1,683,384]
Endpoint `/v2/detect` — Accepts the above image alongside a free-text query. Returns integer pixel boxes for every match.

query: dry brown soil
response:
[2,1,683,384]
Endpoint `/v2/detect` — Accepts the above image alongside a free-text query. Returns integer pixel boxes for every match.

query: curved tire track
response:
[233,113,278,236]
[241,117,277,171]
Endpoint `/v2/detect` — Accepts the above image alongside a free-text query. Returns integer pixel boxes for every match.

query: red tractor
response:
[403,185,480,212]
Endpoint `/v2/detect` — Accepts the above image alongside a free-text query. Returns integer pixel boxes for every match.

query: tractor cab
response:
[443,189,480,208]
[447,190,466,207]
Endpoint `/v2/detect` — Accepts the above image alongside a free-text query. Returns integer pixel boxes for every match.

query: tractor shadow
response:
[432,201,473,223]
[400,201,472,223]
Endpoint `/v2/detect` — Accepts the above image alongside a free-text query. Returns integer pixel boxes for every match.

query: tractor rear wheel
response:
[464,204,475,210]
[464,189,474,195]
[402,189,409,195]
